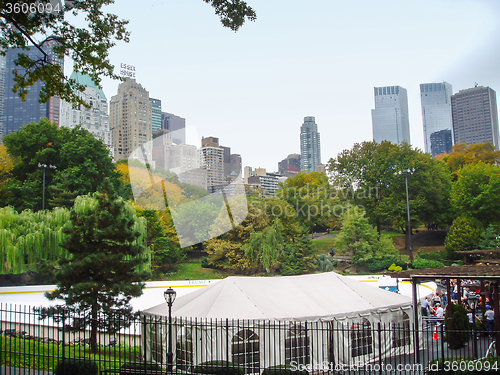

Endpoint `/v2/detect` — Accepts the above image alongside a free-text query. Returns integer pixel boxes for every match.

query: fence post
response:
[226,319,229,368]
[378,322,382,375]
[62,309,66,375]
[440,323,445,375]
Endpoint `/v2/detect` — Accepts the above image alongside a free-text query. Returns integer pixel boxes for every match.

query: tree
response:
[444,216,484,258]
[334,207,398,263]
[437,142,500,176]
[243,221,284,274]
[0,144,14,202]
[328,141,452,236]
[2,119,123,211]
[0,0,256,106]
[276,170,340,231]
[451,162,500,227]
[45,181,149,353]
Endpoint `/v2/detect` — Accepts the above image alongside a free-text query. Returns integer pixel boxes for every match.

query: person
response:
[485,306,495,337]
[421,297,430,317]
[434,303,444,326]
[432,292,441,307]
[329,247,335,257]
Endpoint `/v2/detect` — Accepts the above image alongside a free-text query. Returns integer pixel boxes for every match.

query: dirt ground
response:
[393,230,447,251]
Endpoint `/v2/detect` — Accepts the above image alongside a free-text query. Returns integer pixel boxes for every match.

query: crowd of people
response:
[421,280,496,337]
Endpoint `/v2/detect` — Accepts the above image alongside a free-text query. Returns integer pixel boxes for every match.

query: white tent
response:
[142,272,416,371]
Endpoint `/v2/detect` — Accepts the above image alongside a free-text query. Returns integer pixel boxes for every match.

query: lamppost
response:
[468,292,480,359]
[400,169,414,262]
[164,288,177,373]
[38,163,57,210]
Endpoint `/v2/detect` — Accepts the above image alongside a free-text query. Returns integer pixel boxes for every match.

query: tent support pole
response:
[411,276,420,363]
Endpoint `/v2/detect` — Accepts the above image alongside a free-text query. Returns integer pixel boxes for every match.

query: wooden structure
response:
[456,249,500,265]
[385,265,500,361]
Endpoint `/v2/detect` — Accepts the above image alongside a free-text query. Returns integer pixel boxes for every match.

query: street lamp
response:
[164,288,177,372]
[399,169,414,262]
[38,163,57,210]
[468,292,480,359]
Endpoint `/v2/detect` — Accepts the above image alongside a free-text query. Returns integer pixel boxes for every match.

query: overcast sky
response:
[87,0,500,172]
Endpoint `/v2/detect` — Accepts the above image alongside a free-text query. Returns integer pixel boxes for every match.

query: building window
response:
[392,311,410,347]
[232,329,260,373]
[176,327,193,371]
[351,318,373,357]
[285,323,309,365]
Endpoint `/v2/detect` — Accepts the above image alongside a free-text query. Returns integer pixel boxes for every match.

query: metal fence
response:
[1,304,499,375]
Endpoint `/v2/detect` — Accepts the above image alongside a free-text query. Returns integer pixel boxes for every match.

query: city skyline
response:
[0,0,497,171]
[90,0,499,172]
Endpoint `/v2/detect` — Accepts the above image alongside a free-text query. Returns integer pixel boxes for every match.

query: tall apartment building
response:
[150,98,162,132]
[162,112,186,144]
[420,82,453,156]
[278,153,301,177]
[300,116,321,173]
[246,167,283,196]
[2,42,63,136]
[199,136,225,192]
[451,86,499,149]
[152,130,207,189]
[371,86,410,145]
[109,78,152,161]
[59,72,111,154]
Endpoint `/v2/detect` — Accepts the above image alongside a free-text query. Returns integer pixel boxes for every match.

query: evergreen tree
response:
[45,180,149,353]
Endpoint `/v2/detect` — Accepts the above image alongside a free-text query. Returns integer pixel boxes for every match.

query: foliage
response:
[388,263,402,272]
[445,216,484,257]
[243,221,284,273]
[276,170,340,231]
[479,225,500,250]
[451,162,500,227]
[45,181,149,353]
[0,206,70,274]
[0,145,14,202]
[335,208,398,263]
[54,358,99,375]
[2,119,122,211]
[0,0,256,106]
[192,360,245,375]
[437,142,500,176]
[411,258,445,269]
[328,141,452,234]
[317,254,334,272]
[205,195,315,274]
[357,256,398,272]
[444,303,471,350]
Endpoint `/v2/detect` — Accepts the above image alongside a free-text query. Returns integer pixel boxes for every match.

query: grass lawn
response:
[163,259,229,281]
[1,336,141,372]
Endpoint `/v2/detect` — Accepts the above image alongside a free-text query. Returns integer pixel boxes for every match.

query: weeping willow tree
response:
[0,207,70,274]
[0,204,149,275]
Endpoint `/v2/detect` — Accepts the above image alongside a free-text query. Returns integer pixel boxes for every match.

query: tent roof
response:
[143,272,412,321]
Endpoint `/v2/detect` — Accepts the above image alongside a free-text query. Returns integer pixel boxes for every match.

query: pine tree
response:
[45,180,149,353]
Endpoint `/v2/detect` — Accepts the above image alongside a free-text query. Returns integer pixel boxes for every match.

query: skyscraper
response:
[199,136,224,192]
[161,112,186,144]
[2,43,63,136]
[300,116,321,173]
[278,153,301,177]
[420,82,453,156]
[451,86,499,149]
[150,98,162,132]
[59,72,111,155]
[371,86,410,145]
[109,78,152,161]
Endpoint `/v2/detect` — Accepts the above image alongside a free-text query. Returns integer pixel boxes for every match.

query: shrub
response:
[317,254,334,272]
[356,256,397,272]
[412,258,445,269]
[120,362,162,374]
[444,303,471,349]
[192,360,245,375]
[388,263,402,272]
[262,365,308,375]
[444,216,484,258]
[201,256,210,268]
[54,358,99,375]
